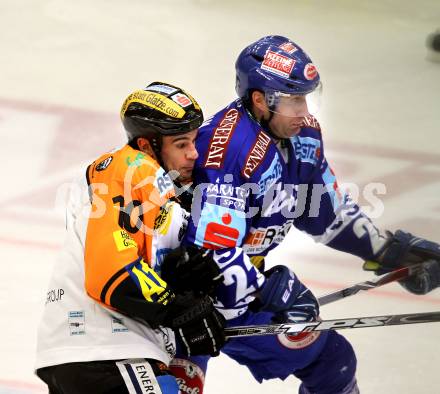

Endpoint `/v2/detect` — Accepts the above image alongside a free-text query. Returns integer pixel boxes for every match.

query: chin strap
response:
[244,104,283,144]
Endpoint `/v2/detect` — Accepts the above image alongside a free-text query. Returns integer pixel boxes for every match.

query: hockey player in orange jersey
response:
[35,82,226,394]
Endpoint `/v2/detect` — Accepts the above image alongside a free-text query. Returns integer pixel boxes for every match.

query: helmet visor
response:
[265,82,322,118]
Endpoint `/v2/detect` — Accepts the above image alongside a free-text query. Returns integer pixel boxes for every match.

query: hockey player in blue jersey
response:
[161,35,440,393]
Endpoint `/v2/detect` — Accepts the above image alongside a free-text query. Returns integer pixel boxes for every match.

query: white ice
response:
[0,1,439,393]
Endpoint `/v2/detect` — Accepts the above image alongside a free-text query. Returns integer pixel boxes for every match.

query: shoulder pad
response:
[203,107,241,169]
[241,130,272,179]
[302,115,321,132]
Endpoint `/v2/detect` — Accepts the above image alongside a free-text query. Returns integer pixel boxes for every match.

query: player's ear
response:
[136,137,148,152]
[137,138,157,160]
[251,91,268,113]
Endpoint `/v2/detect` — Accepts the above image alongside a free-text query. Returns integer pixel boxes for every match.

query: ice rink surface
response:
[1,0,440,392]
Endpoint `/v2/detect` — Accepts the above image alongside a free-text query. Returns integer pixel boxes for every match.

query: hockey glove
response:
[161,245,223,296]
[165,292,226,357]
[363,230,440,295]
[257,265,319,323]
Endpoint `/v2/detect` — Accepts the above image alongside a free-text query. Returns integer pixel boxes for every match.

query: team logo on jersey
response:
[292,135,321,166]
[205,108,239,169]
[206,181,249,211]
[261,50,296,78]
[68,311,85,336]
[243,220,293,254]
[257,153,282,198]
[277,331,321,349]
[111,317,128,333]
[116,360,163,394]
[96,156,113,171]
[154,167,174,197]
[126,152,146,167]
[113,229,137,251]
[195,203,246,249]
[154,202,173,235]
[304,63,318,80]
[279,41,298,54]
[127,259,172,304]
[242,131,271,179]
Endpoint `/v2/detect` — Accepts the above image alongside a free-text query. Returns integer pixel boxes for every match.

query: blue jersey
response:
[184,99,385,319]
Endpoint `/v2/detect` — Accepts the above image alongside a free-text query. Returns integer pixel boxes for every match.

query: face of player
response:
[267,111,306,139]
[252,91,308,139]
[160,129,199,183]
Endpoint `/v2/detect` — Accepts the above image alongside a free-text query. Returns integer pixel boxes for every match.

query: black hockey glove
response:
[165,292,226,357]
[363,230,440,295]
[253,265,319,323]
[160,245,223,296]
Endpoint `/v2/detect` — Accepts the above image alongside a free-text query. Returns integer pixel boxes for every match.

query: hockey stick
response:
[225,310,440,338]
[317,263,425,306]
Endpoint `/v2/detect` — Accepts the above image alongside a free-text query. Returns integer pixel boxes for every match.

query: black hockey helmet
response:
[121,81,204,152]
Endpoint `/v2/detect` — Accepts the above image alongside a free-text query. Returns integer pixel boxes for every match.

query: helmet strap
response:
[260,111,283,141]
[244,90,283,141]
[132,137,162,164]
[244,102,281,142]
[151,136,175,174]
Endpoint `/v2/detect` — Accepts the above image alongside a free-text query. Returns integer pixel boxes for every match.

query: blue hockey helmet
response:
[235,36,321,116]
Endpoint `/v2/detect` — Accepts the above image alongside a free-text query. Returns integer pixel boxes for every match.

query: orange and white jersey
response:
[35,144,188,369]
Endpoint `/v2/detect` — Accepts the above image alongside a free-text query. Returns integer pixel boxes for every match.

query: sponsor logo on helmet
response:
[242,131,271,178]
[96,156,113,171]
[304,63,318,80]
[171,93,192,108]
[147,83,179,95]
[261,50,296,79]
[205,108,239,168]
[279,41,298,54]
[121,90,185,120]
[183,91,201,111]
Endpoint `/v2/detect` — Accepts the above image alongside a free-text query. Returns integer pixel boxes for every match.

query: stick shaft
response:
[318,264,423,306]
[225,310,440,338]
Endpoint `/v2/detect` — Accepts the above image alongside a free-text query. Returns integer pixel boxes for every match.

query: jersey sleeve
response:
[84,151,180,328]
[294,136,386,260]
